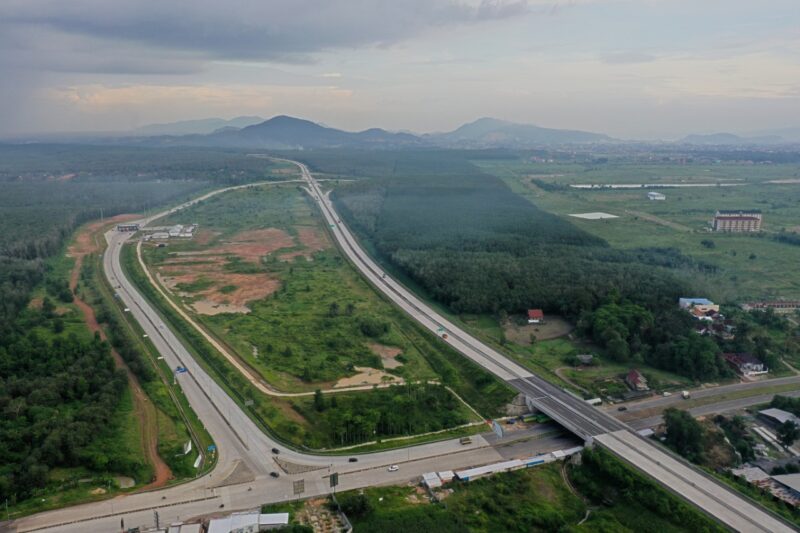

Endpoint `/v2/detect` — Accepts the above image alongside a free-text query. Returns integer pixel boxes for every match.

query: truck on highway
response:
[681,390,691,399]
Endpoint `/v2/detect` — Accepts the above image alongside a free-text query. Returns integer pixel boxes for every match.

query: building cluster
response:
[712,210,762,232]
[679,297,735,339]
[730,407,800,508]
[741,301,800,314]
[148,223,199,241]
[731,467,800,508]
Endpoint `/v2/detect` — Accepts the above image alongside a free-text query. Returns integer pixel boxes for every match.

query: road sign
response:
[330,472,339,488]
[293,479,305,496]
[207,444,216,452]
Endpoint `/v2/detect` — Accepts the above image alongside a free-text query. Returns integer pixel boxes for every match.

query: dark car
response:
[270,471,280,478]
[272,448,280,454]
[348,457,358,463]
[617,406,628,411]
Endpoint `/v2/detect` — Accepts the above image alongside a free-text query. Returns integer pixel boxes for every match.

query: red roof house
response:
[527,309,544,324]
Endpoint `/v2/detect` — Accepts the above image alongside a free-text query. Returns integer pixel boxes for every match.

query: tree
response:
[328,302,340,317]
[663,408,704,463]
[313,389,326,412]
[777,421,799,447]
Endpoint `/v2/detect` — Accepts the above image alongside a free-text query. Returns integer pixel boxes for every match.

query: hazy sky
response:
[1,0,798,139]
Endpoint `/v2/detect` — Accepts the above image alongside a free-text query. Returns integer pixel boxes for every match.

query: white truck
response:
[681,390,691,399]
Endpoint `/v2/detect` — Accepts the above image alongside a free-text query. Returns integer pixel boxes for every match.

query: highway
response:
[3,180,567,533]
[292,159,796,532]
[6,164,796,532]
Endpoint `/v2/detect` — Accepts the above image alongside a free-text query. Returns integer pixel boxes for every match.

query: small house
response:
[527,309,544,324]
[724,352,768,376]
[647,191,666,201]
[576,354,594,365]
[625,369,649,391]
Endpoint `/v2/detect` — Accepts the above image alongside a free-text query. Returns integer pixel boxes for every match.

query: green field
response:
[474,158,800,302]
[127,184,514,450]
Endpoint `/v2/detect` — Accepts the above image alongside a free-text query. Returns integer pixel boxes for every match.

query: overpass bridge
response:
[294,159,797,533]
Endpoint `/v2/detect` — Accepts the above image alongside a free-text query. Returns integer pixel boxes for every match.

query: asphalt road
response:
[3,181,573,533]
[291,160,795,533]
[7,164,796,532]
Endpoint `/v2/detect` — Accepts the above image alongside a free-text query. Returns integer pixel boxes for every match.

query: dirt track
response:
[69,216,173,489]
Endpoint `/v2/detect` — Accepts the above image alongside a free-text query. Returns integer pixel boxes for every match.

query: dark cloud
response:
[0,0,530,71]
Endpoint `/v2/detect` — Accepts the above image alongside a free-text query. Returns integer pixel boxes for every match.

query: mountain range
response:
[130,115,617,149]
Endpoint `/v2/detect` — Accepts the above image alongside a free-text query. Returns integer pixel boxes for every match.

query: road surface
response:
[291,159,795,533]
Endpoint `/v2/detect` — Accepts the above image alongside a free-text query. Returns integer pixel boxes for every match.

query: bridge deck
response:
[596,430,794,533]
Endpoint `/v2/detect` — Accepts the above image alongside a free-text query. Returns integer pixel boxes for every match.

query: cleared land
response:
[131,184,513,449]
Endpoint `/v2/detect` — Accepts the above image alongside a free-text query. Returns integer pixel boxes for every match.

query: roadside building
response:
[207,512,289,533]
[647,191,666,201]
[771,474,800,507]
[625,369,649,391]
[712,210,762,232]
[116,223,140,232]
[576,354,594,365]
[759,408,800,427]
[724,353,768,376]
[527,309,544,324]
[742,301,800,314]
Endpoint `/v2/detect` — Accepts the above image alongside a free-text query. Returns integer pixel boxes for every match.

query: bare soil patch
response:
[503,316,573,345]
[279,226,329,261]
[157,265,280,314]
[369,343,404,369]
[334,367,402,388]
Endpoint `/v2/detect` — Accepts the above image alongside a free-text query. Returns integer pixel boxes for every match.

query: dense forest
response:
[322,151,728,380]
[0,145,283,503]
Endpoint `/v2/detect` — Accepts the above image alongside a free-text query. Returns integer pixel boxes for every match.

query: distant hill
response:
[206,115,422,149]
[428,117,614,146]
[679,132,785,146]
[134,116,264,136]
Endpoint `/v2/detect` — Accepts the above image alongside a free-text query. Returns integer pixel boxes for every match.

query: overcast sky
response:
[1,0,798,139]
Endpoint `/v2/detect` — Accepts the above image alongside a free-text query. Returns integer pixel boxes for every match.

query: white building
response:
[647,191,666,201]
[207,512,289,533]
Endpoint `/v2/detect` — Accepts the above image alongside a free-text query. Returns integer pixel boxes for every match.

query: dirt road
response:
[68,216,173,489]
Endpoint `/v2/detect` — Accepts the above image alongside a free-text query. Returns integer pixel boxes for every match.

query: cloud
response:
[600,52,657,64]
[0,0,531,70]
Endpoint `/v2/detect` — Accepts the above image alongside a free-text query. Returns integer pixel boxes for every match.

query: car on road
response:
[459,437,472,445]
[270,471,280,478]
[348,457,358,463]
[617,406,628,411]
[387,465,399,472]
[272,448,280,454]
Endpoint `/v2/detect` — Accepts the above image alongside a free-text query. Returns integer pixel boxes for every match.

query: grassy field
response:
[125,184,514,450]
[474,158,800,302]
[145,185,447,391]
[335,453,724,532]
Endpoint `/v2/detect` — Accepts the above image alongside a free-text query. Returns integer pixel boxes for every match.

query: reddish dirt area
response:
[280,226,330,260]
[207,228,295,262]
[156,227,293,313]
[69,217,173,489]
